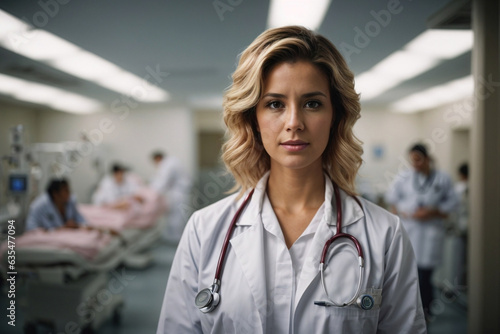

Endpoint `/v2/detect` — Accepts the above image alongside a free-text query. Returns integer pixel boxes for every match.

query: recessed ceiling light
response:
[267,0,332,31]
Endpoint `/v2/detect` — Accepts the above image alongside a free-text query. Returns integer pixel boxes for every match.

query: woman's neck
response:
[266,164,325,214]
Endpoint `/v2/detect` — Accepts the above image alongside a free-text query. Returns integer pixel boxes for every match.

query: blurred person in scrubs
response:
[150,151,192,243]
[92,163,143,210]
[452,162,469,286]
[157,26,426,333]
[26,178,86,231]
[386,143,458,319]
[454,162,469,235]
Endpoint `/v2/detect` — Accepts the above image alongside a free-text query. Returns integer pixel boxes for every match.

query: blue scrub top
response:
[25,193,86,231]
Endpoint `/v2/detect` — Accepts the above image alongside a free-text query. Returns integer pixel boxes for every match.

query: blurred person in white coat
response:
[386,143,458,319]
[92,163,143,210]
[150,151,192,243]
[157,26,426,334]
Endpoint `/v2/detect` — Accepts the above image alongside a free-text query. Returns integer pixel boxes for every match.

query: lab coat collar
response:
[325,177,365,227]
[236,171,269,227]
[236,171,364,228]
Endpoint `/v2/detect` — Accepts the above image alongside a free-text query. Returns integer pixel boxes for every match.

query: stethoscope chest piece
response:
[357,294,375,310]
[195,285,220,313]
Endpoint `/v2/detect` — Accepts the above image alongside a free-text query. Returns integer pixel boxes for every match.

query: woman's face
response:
[256,60,333,172]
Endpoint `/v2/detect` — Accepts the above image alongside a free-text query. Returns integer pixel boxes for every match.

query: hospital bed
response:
[78,186,168,269]
[0,187,167,333]
[0,229,125,334]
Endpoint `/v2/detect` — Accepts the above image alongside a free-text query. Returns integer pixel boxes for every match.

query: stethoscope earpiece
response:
[195,285,220,313]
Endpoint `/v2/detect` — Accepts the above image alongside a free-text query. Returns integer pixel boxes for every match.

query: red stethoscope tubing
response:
[214,189,255,283]
[213,185,364,285]
[320,185,364,264]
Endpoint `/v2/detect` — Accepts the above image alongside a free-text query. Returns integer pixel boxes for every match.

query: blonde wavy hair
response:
[222,26,363,197]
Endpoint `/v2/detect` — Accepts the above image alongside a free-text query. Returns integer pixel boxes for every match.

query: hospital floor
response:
[0,241,467,334]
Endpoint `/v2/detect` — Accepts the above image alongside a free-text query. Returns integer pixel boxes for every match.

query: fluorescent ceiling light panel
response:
[0,10,31,41]
[391,75,473,113]
[405,29,473,59]
[14,85,59,104]
[357,51,438,100]
[96,70,169,102]
[355,72,398,100]
[0,73,103,114]
[49,94,103,114]
[267,0,331,31]
[357,29,473,101]
[50,51,122,81]
[371,51,438,81]
[2,29,79,61]
[0,73,27,95]
[0,9,169,103]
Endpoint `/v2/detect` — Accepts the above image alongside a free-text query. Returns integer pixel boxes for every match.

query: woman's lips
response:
[281,140,309,152]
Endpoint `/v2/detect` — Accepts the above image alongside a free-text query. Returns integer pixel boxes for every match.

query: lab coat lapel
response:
[294,178,335,309]
[230,186,267,331]
[294,216,333,309]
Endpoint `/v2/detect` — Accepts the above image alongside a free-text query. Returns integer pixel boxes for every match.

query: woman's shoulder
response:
[357,197,409,250]
[189,192,241,229]
[358,196,400,228]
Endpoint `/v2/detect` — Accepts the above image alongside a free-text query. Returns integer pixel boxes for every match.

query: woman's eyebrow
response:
[261,92,286,99]
[302,91,328,98]
[261,91,328,99]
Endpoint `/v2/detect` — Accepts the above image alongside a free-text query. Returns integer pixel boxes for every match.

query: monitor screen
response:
[9,174,28,192]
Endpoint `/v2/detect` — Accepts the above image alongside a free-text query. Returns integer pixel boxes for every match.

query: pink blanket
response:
[1,228,112,260]
[79,187,167,231]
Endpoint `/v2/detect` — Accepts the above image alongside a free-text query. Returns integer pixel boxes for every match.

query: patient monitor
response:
[8,173,28,193]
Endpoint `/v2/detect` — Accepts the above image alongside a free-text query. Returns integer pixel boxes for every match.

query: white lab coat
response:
[150,156,192,242]
[157,173,426,333]
[453,181,468,234]
[385,169,458,269]
[92,174,141,205]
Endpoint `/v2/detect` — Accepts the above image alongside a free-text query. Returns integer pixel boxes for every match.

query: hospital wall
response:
[0,103,40,206]
[0,101,39,160]
[355,108,422,199]
[354,99,472,201]
[35,106,197,203]
[0,103,196,204]
[419,97,472,177]
[1,98,470,206]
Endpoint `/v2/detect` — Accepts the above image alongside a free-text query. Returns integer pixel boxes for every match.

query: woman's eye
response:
[305,101,321,109]
[267,101,283,109]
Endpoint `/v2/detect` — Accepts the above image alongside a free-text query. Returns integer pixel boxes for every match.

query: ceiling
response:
[0,0,470,112]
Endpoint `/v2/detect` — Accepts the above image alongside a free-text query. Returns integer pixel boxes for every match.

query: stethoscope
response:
[412,169,436,194]
[195,185,375,313]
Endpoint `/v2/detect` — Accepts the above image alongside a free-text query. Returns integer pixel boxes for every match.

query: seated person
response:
[92,163,144,210]
[25,178,86,231]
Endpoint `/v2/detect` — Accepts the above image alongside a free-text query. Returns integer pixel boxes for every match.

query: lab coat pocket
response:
[322,306,380,332]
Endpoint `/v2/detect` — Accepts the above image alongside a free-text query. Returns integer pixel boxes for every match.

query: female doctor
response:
[157,26,426,333]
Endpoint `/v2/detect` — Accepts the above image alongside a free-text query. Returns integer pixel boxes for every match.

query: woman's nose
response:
[285,105,304,132]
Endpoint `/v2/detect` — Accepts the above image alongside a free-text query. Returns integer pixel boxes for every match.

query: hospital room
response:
[0,0,498,333]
